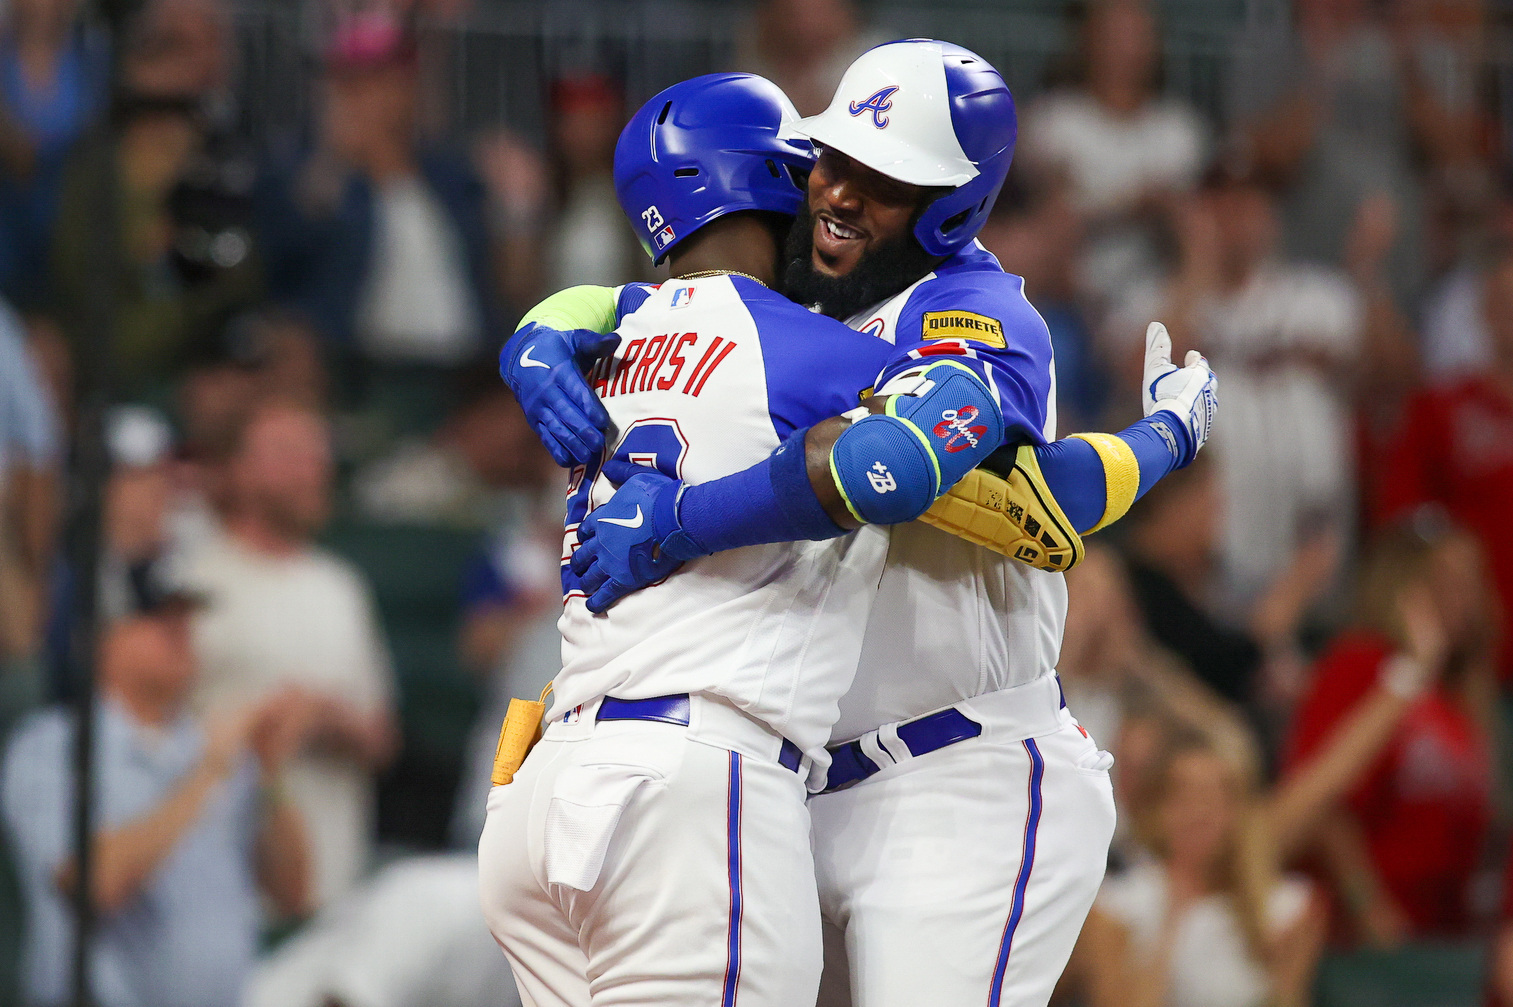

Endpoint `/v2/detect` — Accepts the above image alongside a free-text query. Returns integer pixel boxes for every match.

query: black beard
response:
[780,204,943,320]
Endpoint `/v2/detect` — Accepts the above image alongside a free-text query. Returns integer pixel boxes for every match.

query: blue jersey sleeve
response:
[613,282,659,326]
[882,267,1054,448]
[734,278,893,440]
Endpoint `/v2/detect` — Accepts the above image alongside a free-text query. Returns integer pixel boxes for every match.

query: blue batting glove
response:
[571,462,708,613]
[501,323,621,467]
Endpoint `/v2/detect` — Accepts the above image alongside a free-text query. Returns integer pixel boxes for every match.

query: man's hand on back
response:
[571,461,708,613]
[501,323,621,467]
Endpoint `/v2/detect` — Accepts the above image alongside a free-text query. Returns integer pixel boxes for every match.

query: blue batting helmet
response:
[613,73,817,264]
[795,39,1017,258]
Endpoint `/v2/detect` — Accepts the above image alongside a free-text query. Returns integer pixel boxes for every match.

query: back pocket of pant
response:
[543,763,658,892]
[1075,746,1115,774]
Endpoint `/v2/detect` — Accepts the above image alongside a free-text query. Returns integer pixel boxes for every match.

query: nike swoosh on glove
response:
[1141,321,1219,467]
[500,323,621,467]
[571,462,705,613]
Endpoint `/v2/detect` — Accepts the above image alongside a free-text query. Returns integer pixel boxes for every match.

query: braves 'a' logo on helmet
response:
[848,86,899,129]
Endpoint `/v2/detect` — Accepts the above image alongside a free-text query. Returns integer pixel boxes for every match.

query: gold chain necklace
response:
[673,269,768,287]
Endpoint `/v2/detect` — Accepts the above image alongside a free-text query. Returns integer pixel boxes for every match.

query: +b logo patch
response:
[866,461,897,493]
[848,86,899,129]
[669,287,695,308]
[653,225,676,250]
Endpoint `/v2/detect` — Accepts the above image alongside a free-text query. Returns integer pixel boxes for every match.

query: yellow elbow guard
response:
[490,684,553,786]
[918,445,1085,572]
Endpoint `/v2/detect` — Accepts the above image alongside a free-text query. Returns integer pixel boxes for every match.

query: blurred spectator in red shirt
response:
[1374,246,1513,681]
[1285,516,1497,942]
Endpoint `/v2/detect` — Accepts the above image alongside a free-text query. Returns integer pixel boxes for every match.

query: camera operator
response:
[46,0,261,401]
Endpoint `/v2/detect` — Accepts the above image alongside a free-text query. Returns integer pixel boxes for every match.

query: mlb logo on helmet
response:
[653,225,676,249]
[848,85,899,128]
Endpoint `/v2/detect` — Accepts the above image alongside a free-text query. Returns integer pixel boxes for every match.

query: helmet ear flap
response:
[912,169,1008,258]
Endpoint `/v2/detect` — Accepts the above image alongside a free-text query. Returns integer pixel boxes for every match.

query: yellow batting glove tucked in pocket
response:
[491,684,553,786]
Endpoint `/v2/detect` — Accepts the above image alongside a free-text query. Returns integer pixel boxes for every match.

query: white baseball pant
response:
[813,677,1116,1007]
[478,697,821,1007]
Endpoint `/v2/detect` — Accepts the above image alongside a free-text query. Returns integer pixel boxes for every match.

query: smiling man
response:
[500,40,1217,1007]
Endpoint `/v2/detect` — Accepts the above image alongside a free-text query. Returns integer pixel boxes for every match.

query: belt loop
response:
[859,731,896,771]
[875,722,911,765]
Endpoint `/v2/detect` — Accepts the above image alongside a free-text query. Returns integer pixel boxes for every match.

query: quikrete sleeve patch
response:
[921,310,1007,348]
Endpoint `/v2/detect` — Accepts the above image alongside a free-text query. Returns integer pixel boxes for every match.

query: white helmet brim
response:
[794,39,980,189]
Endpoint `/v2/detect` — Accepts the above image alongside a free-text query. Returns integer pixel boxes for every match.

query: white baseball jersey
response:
[552,273,893,762]
[829,240,1067,743]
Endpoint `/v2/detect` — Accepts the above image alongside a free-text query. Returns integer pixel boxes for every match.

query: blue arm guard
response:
[830,360,1004,525]
[672,428,846,556]
[1033,414,1187,534]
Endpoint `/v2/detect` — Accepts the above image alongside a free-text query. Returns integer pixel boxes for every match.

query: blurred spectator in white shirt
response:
[1018,0,1210,303]
[1109,167,1414,612]
[258,11,501,373]
[1068,731,1325,1007]
[178,400,397,906]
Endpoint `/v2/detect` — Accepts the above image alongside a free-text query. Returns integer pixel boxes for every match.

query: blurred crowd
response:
[0,0,1510,1005]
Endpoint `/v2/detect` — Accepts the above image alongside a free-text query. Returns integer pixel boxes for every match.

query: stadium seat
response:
[322,521,484,848]
[1314,943,1486,1007]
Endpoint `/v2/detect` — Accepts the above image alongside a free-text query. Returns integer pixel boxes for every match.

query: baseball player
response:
[499,41,1218,1007]
[478,72,1021,1007]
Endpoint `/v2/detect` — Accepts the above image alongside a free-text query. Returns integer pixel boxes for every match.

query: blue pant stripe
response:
[722,752,744,1007]
[988,738,1045,1006]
